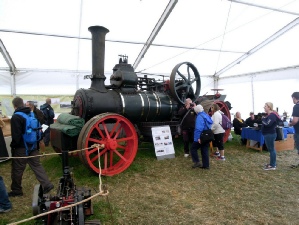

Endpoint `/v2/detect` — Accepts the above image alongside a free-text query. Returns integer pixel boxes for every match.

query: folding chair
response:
[233,132,243,145]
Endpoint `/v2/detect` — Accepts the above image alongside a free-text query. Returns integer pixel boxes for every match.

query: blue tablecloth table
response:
[241,127,295,152]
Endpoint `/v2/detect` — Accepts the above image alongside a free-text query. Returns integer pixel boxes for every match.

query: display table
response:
[1,117,11,137]
[0,117,12,161]
[241,127,295,152]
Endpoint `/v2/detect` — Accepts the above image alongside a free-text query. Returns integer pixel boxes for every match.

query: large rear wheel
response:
[200,100,231,143]
[78,113,138,176]
[214,100,231,143]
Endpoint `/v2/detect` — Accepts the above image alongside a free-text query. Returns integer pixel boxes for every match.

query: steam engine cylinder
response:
[72,26,177,122]
[73,89,176,122]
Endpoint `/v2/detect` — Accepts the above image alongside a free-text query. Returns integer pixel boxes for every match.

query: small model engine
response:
[32,151,100,225]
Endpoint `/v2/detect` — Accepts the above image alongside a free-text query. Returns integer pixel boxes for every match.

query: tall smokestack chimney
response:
[88,26,109,92]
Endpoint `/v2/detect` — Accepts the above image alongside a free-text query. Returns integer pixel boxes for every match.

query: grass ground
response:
[0,134,299,225]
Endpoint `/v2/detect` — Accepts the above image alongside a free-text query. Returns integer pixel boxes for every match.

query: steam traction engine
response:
[51,26,231,176]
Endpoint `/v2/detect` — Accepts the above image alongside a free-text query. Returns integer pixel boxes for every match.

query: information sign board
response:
[151,125,175,160]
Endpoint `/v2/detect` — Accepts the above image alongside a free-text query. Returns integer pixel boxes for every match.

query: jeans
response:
[294,133,299,153]
[0,176,12,210]
[190,141,210,168]
[263,133,277,167]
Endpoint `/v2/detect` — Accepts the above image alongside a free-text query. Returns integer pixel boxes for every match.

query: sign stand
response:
[151,125,175,160]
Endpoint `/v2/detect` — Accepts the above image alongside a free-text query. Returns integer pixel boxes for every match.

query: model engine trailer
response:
[51,25,231,176]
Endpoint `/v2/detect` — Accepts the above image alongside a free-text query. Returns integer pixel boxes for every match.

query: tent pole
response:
[133,0,178,70]
[229,0,299,16]
[215,17,299,77]
[76,0,83,91]
[11,72,16,96]
[251,76,254,113]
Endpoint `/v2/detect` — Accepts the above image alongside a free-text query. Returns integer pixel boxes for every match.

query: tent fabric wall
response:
[218,66,299,119]
[0,71,12,94]
[0,95,74,117]
[1,66,297,120]
[0,70,94,95]
[0,68,215,96]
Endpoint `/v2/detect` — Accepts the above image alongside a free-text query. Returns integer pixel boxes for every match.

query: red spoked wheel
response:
[77,113,138,176]
[214,100,231,143]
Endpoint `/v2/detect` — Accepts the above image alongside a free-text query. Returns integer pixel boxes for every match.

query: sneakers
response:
[0,208,11,213]
[199,166,210,170]
[290,164,299,168]
[192,162,202,168]
[216,156,226,161]
[43,184,54,194]
[184,154,189,158]
[8,192,23,197]
[263,165,276,170]
[213,152,220,157]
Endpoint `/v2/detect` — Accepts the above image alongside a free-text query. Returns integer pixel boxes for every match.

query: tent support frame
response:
[133,0,178,70]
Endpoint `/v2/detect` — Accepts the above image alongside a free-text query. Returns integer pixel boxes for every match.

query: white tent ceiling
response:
[0,0,299,117]
[1,0,298,74]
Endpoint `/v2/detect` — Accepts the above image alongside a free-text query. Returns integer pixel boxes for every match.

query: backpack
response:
[221,114,232,130]
[40,107,49,120]
[15,111,42,155]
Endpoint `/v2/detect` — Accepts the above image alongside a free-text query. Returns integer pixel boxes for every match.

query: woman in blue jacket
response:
[191,104,213,169]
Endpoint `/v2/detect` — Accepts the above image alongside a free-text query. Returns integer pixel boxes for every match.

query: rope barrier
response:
[0,144,104,160]
[97,145,103,193]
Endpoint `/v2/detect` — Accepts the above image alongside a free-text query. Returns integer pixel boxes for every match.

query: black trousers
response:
[213,133,224,150]
[190,141,210,168]
[11,147,52,194]
[43,128,50,146]
[182,128,194,154]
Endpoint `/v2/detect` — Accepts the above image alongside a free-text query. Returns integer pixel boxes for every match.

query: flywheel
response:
[169,62,201,104]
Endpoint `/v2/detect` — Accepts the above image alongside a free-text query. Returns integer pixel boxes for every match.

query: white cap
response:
[194,104,204,113]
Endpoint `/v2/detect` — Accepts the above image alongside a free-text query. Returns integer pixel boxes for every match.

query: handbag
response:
[200,129,215,143]
[275,126,283,141]
[199,114,214,143]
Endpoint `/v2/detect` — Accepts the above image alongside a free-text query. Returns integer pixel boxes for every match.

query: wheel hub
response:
[106,139,117,150]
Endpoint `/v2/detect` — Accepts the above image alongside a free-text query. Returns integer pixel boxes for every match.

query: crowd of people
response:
[179,92,299,172]
[178,98,227,170]
[0,97,55,213]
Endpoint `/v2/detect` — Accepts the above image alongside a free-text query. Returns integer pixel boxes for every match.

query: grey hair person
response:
[194,104,204,114]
